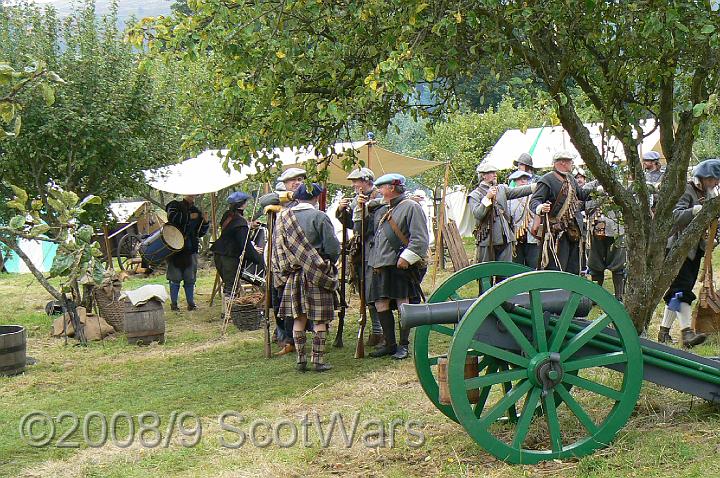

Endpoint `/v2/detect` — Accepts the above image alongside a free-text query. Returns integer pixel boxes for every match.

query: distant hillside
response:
[31,0,173,27]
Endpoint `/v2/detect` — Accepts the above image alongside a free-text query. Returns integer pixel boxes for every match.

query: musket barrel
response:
[400,290,593,330]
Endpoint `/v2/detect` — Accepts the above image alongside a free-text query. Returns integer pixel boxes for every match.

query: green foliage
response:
[2,183,106,291]
[419,98,550,187]
[0,59,64,139]
[0,0,185,224]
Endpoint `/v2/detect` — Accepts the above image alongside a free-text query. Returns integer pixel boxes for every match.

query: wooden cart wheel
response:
[447,271,642,464]
[414,262,532,423]
[117,233,142,271]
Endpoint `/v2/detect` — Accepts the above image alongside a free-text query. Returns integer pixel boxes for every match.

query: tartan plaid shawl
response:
[272,208,338,323]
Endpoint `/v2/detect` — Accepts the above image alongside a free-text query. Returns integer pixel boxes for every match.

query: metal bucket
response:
[138,224,184,265]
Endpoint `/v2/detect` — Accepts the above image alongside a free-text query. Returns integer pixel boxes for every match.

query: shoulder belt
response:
[380,199,413,252]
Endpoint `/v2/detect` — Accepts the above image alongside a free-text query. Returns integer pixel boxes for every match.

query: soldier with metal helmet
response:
[530,150,595,274]
[657,159,720,348]
[336,167,385,347]
[643,151,665,211]
[468,162,536,263]
[508,153,538,187]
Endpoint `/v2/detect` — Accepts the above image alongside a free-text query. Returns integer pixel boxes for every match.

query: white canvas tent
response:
[145,141,443,195]
[4,239,58,273]
[483,119,663,170]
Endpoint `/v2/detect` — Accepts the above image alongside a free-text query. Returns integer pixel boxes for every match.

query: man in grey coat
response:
[468,162,536,263]
[657,159,720,348]
[530,150,594,274]
[364,173,429,360]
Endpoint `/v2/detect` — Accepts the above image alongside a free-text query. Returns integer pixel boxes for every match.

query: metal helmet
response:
[514,152,534,168]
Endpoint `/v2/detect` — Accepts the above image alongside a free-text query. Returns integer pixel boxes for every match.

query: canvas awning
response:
[483,119,663,170]
[144,141,443,195]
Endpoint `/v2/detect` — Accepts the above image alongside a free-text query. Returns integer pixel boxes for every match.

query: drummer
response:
[211,192,266,319]
[165,194,210,311]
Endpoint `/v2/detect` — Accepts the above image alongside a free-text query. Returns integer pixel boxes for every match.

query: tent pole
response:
[102,225,113,270]
[209,192,220,306]
[431,162,450,288]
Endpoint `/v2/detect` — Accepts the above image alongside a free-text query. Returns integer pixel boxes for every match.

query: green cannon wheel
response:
[447,271,642,464]
[414,262,532,422]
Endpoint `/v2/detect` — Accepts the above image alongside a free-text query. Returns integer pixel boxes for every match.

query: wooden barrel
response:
[437,355,480,405]
[123,299,165,345]
[0,325,27,376]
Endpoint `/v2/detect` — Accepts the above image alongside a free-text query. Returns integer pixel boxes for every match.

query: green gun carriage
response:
[399,262,720,464]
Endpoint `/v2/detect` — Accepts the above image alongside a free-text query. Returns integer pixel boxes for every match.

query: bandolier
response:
[530,150,594,274]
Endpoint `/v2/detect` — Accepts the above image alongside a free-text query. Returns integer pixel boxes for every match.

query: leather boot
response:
[370,310,397,358]
[612,272,625,302]
[657,326,673,344]
[366,333,385,347]
[275,343,296,356]
[681,328,707,348]
[392,322,411,359]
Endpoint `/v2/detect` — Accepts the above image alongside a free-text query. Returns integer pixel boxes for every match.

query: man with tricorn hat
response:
[335,167,385,347]
[361,173,429,360]
[468,162,536,263]
[273,183,341,372]
[530,150,595,274]
[657,159,720,348]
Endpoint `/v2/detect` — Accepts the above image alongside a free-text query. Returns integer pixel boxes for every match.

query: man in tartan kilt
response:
[272,183,341,372]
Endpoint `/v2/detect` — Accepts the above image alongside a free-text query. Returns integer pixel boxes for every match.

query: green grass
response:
[2,249,720,477]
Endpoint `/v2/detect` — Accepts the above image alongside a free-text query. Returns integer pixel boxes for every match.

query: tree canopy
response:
[133,1,720,330]
[0,0,185,222]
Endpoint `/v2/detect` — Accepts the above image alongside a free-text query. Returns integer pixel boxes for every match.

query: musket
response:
[333,221,348,348]
[263,210,275,359]
[354,202,367,359]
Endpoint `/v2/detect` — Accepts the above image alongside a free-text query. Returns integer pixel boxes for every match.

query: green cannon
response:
[399,262,720,464]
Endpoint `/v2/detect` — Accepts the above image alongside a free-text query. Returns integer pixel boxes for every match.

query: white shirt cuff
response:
[693,204,702,216]
[400,248,422,265]
[535,204,545,215]
[481,196,493,207]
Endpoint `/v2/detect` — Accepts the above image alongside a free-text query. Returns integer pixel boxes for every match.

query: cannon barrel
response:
[400,289,593,330]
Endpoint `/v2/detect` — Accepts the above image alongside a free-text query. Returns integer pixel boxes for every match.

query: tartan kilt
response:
[278,269,337,324]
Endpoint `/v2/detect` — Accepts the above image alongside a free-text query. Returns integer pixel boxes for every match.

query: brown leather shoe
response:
[366,333,385,347]
[274,343,296,356]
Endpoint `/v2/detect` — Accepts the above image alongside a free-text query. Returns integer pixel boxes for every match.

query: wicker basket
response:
[231,302,262,331]
[93,285,125,332]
